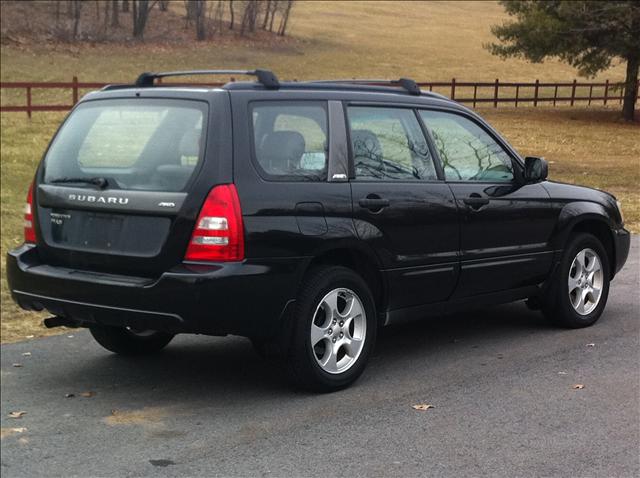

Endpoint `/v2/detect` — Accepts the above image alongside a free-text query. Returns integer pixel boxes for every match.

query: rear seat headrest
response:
[259,131,306,172]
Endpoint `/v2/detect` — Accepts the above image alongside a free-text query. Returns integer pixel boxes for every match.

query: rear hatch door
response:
[33,94,228,277]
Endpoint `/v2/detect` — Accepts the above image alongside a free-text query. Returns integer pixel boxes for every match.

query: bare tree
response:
[111,0,120,27]
[277,0,294,36]
[211,0,225,34]
[159,0,169,12]
[240,0,258,35]
[268,0,278,32]
[72,0,82,39]
[122,0,129,13]
[193,0,207,40]
[132,0,155,39]
[103,0,110,32]
[262,0,271,29]
[229,0,235,30]
[184,0,197,28]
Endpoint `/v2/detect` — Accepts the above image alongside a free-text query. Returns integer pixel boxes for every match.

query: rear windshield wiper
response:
[48,177,109,189]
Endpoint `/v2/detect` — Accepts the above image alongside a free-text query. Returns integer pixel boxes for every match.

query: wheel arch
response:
[552,202,616,277]
[298,243,387,323]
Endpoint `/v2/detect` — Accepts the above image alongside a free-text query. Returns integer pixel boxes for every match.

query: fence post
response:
[570,79,577,106]
[493,78,499,108]
[72,76,79,105]
[604,79,609,105]
[553,85,558,106]
[473,85,477,108]
[26,86,32,119]
[515,85,519,107]
[588,85,593,105]
[620,82,623,104]
[534,79,539,107]
[450,78,456,100]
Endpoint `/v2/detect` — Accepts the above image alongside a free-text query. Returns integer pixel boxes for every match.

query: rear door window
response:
[347,106,437,181]
[44,99,207,192]
[251,102,328,181]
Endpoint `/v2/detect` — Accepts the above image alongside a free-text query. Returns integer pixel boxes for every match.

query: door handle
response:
[359,196,390,211]
[463,194,489,210]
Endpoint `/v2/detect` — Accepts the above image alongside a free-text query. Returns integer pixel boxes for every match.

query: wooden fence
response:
[0,76,637,117]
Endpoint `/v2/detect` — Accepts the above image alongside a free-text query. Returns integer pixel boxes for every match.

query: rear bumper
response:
[613,228,630,277]
[7,244,301,338]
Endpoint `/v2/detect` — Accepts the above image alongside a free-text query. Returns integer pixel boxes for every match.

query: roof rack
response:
[307,78,421,96]
[134,69,280,89]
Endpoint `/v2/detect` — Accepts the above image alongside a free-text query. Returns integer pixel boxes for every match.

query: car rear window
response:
[43,99,207,192]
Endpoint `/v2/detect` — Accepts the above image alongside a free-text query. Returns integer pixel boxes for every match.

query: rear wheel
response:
[542,233,610,328]
[89,325,174,355]
[286,266,377,392]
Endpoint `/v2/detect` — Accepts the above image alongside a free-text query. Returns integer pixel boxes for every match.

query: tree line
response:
[54,0,296,41]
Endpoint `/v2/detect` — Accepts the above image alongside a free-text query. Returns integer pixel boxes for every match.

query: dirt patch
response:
[103,407,168,427]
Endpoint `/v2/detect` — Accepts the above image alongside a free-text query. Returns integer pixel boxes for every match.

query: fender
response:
[548,200,615,253]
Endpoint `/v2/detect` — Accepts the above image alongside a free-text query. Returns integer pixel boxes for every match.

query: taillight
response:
[24,183,36,244]
[184,184,244,262]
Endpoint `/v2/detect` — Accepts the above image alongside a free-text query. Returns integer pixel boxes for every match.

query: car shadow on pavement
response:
[34,301,556,401]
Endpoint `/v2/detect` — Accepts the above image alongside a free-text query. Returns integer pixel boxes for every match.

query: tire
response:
[89,325,174,355]
[286,266,377,392]
[542,233,610,328]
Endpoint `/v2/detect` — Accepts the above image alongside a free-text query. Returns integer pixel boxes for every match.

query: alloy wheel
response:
[310,288,366,374]
[568,248,603,316]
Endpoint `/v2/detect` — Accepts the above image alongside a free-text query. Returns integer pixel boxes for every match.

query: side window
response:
[347,106,437,181]
[419,110,514,182]
[251,102,328,180]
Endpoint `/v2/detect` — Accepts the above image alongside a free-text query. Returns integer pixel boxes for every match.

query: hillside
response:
[0,1,628,83]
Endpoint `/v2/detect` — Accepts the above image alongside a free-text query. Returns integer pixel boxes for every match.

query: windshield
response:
[43,99,207,192]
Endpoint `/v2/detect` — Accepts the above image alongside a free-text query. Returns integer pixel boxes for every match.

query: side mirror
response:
[524,156,548,183]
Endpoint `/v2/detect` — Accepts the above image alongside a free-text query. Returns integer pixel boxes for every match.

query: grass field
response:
[1,1,638,343]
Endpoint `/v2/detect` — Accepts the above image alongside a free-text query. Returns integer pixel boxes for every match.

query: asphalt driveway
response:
[1,237,639,477]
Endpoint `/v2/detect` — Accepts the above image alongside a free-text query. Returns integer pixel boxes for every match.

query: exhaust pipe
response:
[43,316,79,329]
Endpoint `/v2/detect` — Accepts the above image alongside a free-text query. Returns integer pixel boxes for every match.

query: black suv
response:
[7,69,630,391]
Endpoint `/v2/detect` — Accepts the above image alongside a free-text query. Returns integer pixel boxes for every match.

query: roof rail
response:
[307,78,421,96]
[134,69,280,89]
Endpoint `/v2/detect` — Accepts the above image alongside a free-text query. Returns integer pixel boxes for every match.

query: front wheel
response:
[89,325,174,355]
[542,233,610,328]
[286,266,377,392]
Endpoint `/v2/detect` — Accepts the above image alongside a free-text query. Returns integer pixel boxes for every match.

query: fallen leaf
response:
[586,343,595,347]
[558,371,568,375]
[12,363,22,368]
[412,404,434,411]
[572,384,585,390]
[0,427,27,439]
[25,335,34,339]
[8,411,26,419]
[21,352,31,357]
[67,335,74,338]
[80,391,96,398]
[65,393,75,398]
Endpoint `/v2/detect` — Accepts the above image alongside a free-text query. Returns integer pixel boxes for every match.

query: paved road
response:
[2,238,639,478]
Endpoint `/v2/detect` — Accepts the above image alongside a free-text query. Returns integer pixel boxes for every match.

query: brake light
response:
[24,183,36,244]
[184,184,244,262]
